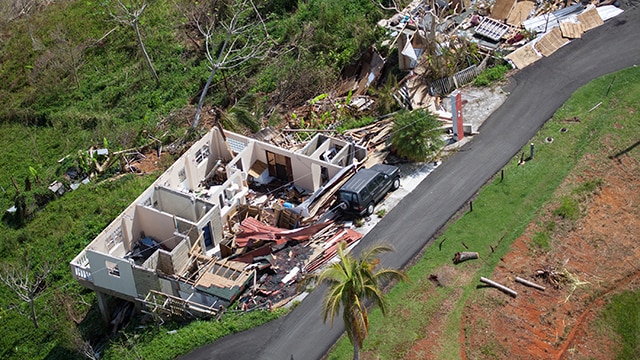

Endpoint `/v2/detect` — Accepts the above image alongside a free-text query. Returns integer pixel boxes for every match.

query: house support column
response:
[95,290,111,324]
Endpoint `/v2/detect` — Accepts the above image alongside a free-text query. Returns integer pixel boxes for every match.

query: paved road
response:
[181,4,640,360]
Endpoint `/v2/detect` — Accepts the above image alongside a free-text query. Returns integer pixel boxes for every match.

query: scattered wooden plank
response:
[534,27,570,57]
[559,22,584,39]
[480,277,518,297]
[490,0,516,22]
[505,44,542,69]
[506,1,535,26]
[577,7,604,32]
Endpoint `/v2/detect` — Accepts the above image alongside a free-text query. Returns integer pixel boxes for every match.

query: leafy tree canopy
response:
[391,109,445,162]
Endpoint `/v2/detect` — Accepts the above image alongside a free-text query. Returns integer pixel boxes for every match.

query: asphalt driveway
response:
[181,3,640,359]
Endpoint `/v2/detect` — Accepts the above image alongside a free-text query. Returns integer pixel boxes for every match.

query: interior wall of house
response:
[308,136,333,159]
[133,205,180,250]
[175,218,200,248]
[155,187,198,222]
[195,205,223,247]
[160,159,190,191]
[170,239,190,274]
[298,134,324,156]
[194,199,214,220]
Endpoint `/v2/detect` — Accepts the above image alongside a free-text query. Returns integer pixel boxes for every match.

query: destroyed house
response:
[70,127,366,322]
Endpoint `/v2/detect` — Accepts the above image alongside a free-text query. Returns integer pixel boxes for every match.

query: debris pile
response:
[379,0,625,75]
[535,266,567,289]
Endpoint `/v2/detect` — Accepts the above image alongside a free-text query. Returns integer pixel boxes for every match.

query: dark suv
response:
[338,164,400,216]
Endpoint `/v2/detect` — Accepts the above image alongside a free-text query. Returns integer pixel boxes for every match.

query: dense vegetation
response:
[391,109,444,162]
[0,0,404,358]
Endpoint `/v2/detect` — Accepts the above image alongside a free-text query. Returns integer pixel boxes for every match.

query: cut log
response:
[515,276,546,291]
[480,277,517,297]
[452,251,479,264]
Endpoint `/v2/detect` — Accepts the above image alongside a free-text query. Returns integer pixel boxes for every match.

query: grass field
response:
[327,66,640,359]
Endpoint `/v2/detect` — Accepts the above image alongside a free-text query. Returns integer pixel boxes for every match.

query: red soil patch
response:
[459,153,640,359]
[133,150,168,174]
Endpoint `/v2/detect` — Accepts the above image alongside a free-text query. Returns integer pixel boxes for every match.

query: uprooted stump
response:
[535,267,566,289]
[452,251,479,264]
[428,274,441,287]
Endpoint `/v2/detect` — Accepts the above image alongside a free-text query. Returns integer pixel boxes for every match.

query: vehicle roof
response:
[370,163,399,176]
[339,168,382,193]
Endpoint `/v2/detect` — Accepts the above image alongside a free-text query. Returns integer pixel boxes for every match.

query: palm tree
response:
[314,242,408,360]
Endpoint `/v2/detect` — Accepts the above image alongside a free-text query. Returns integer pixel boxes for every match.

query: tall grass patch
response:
[596,291,640,360]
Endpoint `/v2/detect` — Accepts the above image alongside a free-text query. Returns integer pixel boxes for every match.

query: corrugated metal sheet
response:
[524,4,584,33]
[597,5,624,21]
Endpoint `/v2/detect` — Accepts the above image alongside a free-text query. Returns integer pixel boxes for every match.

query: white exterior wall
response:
[86,250,138,298]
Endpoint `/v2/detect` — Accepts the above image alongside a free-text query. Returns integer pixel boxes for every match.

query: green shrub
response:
[553,195,580,220]
[391,110,445,162]
[532,231,551,250]
[474,65,510,87]
[336,116,377,133]
[573,178,604,196]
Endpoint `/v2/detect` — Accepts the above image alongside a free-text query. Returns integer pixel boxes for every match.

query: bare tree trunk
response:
[193,66,218,128]
[191,0,270,128]
[132,18,159,86]
[452,251,479,264]
[193,28,231,128]
[29,298,39,328]
[0,261,52,328]
[353,341,360,360]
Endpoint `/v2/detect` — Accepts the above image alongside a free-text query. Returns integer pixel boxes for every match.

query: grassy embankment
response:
[0,0,387,358]
[328,66,640,359]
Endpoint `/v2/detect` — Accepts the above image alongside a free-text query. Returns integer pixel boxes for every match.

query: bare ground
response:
[403,133,640,359]
[462,149,640,359]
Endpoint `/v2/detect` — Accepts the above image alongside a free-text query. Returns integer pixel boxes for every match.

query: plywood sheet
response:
[577,8,604,31]
[506,1,535,26]
[560,22,584,39]
[534,27,570,57]
[490,0,516,21]
[505,44,542,69]
[248,160,268,178]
